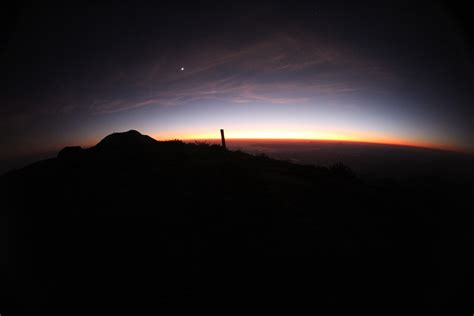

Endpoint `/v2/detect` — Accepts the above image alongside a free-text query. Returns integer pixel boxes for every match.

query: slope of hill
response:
[1,130,472,314]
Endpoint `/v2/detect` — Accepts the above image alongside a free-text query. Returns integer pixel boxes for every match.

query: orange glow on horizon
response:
[151,129,460,153]
[76,128,463,154]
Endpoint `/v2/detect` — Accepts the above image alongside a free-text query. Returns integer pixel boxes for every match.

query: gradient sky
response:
[2,0,474,159]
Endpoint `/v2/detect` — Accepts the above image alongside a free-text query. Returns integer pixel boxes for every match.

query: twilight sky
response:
[2,0,474,158]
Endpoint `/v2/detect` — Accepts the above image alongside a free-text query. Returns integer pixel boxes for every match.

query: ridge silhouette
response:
[1,130,472,314]
[95,129,158,149]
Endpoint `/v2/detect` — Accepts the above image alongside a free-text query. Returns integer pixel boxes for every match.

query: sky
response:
[2,0,474,159]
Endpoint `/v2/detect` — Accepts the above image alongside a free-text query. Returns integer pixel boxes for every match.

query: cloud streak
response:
[81,32,393,114]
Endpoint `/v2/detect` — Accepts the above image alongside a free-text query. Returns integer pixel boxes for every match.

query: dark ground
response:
[1,130,473,314]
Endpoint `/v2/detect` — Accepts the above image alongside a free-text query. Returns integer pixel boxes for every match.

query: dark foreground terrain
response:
[1,130,473,314]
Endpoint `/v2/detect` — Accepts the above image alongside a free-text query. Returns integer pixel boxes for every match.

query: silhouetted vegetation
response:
[329,161,356,179]
[1,130,472,314]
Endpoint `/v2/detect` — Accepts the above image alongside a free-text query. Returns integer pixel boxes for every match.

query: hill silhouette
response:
[95,129,159,149]
[1,130,473,314]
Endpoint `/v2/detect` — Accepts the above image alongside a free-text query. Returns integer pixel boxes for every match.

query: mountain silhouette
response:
[1,130,472,314]
[94,129,158,149]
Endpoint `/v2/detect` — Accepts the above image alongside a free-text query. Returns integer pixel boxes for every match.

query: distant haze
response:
[2,136,474,186]
[206,139,474,180]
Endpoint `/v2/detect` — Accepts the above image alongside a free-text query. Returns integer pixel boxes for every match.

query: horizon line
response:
[162,137,467,154]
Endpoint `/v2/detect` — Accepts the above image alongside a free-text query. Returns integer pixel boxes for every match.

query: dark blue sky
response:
[2,0,474,158]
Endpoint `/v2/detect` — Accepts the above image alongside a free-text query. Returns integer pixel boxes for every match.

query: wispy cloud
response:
[85,32,392,114]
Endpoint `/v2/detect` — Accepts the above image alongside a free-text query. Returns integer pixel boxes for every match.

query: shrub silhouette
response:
[329,162,355,179]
